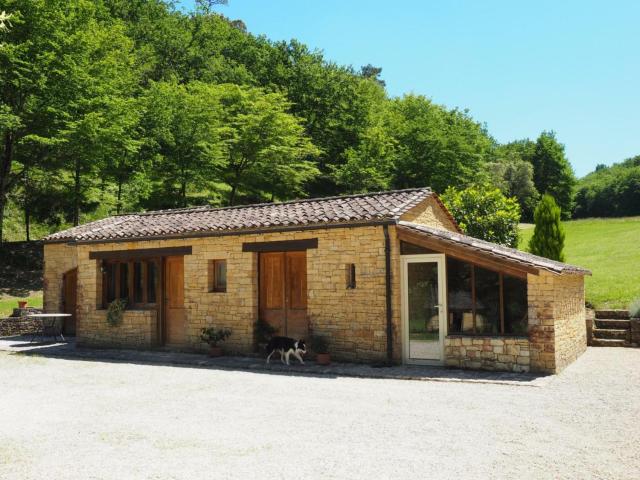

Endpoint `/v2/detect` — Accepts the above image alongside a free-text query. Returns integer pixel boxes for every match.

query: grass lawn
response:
[519,216,640,309]
[0,294,43,318]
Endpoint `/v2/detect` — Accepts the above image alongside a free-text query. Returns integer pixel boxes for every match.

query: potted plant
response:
[201,327,232,357]
[254,319,276,352]
[18,300,27,309]
[311,335,331,365]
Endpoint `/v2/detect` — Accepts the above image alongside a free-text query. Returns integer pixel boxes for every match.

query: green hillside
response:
[519,217,640,309]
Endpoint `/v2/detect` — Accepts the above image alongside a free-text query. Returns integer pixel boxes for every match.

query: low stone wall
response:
[0,317,41,336]
[445,336,530,373]
[77,310,159,349]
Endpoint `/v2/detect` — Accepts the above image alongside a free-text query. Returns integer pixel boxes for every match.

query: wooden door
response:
[259,251,308,339]
[62,268,77,335]
[164,256,186,345]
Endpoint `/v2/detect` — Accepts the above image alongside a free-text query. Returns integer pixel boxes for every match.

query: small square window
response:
[208,259,227,293]
[346,263,356,289]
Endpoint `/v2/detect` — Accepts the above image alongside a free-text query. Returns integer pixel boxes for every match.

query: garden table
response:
[28,313,71,343]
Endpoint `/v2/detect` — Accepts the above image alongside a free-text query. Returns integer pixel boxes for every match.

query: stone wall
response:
[43,243,77,312]
[50,225,401,362]
[527,271,586,374]
[0,317,41,336]
[79,309,158,348]
[399,196,458,232]
[445,336,530,373]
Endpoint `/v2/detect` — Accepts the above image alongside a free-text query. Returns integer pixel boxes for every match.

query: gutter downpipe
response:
[383,224,393,364]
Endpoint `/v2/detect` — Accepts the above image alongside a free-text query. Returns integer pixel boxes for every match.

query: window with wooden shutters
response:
[101,259,160,308]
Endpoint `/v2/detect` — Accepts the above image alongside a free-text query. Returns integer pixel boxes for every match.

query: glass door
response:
[401,255,446,364]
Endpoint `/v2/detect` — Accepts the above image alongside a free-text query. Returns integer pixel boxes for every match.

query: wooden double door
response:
[259,251,308,339]
[164,256,186,346]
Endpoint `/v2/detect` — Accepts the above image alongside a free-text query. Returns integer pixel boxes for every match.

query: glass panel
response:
[133,262,143,303]
[119,262,129,300]
[475,267,500,335]
[146,261,157,303]
[407,261,440,360]
[504,276,528,335]
[214,260,227,292]
[447,258,473,334]
[105,262,116,303]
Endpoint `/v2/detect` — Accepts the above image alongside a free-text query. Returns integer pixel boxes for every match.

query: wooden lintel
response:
[89,246,192,260]
[242,238,318,253]
[397,228,535,279]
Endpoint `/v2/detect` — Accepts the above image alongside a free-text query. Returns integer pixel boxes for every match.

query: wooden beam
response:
[89,246,192,260]
[242,238,318,253]
[397,228,535,279]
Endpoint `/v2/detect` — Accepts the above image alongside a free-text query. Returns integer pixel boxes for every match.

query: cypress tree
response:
[528,194,566,262]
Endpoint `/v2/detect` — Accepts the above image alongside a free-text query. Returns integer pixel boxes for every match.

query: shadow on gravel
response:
[0,335,550,386]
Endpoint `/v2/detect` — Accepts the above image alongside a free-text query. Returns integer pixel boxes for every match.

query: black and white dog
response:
[265,336,307,365]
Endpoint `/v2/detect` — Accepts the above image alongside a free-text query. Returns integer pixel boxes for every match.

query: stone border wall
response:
[445,336,530,373]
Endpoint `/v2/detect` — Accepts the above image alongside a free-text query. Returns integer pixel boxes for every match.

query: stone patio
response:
[0,335,550,386]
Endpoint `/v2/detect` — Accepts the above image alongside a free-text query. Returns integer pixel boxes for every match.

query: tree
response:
[489,141,539,220]
[441,184,521,247]
[528,194,566,262]
[390,95,493,193]
[141,81,226,208]
[531,131,575,219]
[216,84,320,205]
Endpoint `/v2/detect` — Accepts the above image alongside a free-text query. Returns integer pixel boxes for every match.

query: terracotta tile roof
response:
[398,221,591,276]
[45,188,434,243]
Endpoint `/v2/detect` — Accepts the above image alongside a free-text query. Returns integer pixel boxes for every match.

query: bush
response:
[629,299,640,319]
[528,194,566,262]
[254,319,276,345]
[200,327,232,346]
[441,184,521,247]
[310,334,330,354]
[106,298,127,327]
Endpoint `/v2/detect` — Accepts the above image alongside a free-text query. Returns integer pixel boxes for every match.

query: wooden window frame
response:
[208,259,227,293]
[101,258,160,309]
[448,260,527,337]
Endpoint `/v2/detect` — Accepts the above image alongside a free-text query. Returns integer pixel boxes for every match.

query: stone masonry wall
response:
[527,271,586,374]
[51,225,401,362]
[445,336,530,373]
[552,274,587,371]
[43,243,77,312]
[399,196,458,232]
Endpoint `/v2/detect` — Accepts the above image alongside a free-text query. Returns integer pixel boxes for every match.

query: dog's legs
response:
[266,350,274,364]
[293,351,305,365]
[280,350,286,364]
[285,351,291,365]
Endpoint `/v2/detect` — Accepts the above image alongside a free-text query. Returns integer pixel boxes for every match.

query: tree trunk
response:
[0,132,15,244]
[73,159,81,226]
[228,184,237,206]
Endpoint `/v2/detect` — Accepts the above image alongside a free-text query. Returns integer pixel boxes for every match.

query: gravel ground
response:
[1,347,638,480]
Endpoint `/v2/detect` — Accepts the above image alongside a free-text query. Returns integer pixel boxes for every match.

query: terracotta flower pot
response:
[316,353,331,365]
[208,345,223,357]
[18,301,27,309]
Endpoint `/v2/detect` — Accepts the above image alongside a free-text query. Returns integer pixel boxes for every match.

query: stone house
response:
[43,188,590,373]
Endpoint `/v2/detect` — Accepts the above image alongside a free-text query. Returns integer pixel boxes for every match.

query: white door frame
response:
[401,254,447,365]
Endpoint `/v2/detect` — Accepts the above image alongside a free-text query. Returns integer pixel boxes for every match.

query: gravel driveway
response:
[1,347,638,480]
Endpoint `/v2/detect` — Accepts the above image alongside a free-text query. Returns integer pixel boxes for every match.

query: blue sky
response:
[179,0,639,177]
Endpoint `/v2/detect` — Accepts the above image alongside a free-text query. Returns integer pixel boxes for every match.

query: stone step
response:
[595,310,630,320]
[594,318,631,330]
[593,328,630,340]
[591,338,628,347]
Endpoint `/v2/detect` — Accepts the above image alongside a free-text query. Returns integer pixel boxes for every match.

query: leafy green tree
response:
[528,194,566,262]
[140,81,226,208]
[441,184,521,247]
[216,84,320,205]
[531,131,575,219]
[574,155,640,218]
[489,141,539,220]
[390,95,493,193]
